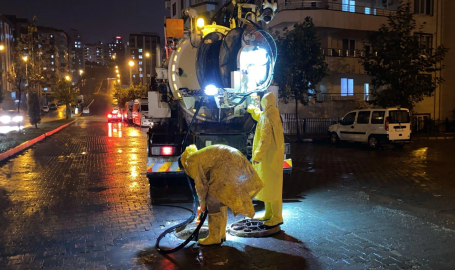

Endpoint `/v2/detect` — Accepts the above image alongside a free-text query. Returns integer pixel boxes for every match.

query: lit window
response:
[133,75,136,78]
[51,55,54,58]
[44,88,48,91]
[341,78,354,96]
[139,61,143,65]
[52,68,55,71]
[11,92,16,99]
[365,7,370,14]
[50,34,53,38]
[342,0,355,12]
[139,49,142,52]
[75,45,78,48]
[51,62,55,65]
[139,68,142,71]
[364,83,369,100]
[132,56,135,59]
[139,55,143,59]
[139,74,143,77]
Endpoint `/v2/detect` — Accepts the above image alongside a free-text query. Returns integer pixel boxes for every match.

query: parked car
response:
[49,103,57,110]
[83,107,90,114]
[107,109,122,122]
[41,106,50,113]
[0,110,24,125]
[328,107,411,149]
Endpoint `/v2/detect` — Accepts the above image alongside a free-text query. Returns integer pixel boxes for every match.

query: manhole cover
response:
[228,219,281,237]
[174,224,209,240]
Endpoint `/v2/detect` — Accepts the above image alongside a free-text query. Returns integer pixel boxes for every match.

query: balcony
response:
[269,0,394,31]
[277,1,396,16]
[315,92,370,102]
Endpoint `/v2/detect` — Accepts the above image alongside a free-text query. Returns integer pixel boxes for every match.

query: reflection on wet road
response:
[1,117,455,269]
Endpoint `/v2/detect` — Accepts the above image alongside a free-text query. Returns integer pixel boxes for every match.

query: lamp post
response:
[145,52,151,85]
[128,60,134,86]
[23,56,28,86]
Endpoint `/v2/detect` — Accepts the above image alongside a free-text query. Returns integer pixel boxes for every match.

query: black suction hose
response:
[155,99,207,254]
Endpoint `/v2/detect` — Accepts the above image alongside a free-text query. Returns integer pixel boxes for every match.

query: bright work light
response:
[204,84,218,96]
[197,18,205,29]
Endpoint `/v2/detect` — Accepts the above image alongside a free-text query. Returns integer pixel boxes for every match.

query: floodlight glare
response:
[204,84,218,96]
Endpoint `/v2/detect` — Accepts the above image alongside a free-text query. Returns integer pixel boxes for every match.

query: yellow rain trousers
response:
[180,144,264,218]
[247,92,285,202]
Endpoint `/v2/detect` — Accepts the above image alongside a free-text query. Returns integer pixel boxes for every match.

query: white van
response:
[328,107,411,148]
[125,101,134,122]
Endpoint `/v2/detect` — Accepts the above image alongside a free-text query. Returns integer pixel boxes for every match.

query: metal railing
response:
[315,92,371,102]
[321,48,368,58]
[282,114,339,134]
[277,1,396,17]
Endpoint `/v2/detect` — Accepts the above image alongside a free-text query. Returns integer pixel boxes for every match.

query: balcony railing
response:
[277,1,396,17]
[315,92,371,102]
[321,48,369,58]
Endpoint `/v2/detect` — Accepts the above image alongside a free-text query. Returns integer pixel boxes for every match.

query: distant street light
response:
[65,75,71,81]
[23,56,28,85]
[129,60,134,86]
[117,74,120,77]
[145,52,150,58]
[115,69,119,73]
[0,45,4,51]
[112,54,116,60]
[79,69,84,75]
[115,65,118,69]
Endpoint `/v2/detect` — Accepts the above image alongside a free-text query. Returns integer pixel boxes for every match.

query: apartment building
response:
[0,14,15,110]
[70,29,85,81]
[128,33,160,85]
[266,0,455,127]
[84,42,109,65]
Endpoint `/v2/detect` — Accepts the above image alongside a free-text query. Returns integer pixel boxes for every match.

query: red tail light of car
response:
[108,114,112,118]
[385,116,389,131]
[151,146,175,156]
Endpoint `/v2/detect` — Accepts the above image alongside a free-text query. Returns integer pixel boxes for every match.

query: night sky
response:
[0,0,167,44]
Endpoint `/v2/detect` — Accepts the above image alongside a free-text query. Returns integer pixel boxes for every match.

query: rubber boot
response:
[263,200,283,227]
[199,212,223,246]
[220,206,227,242]
[254,201,272,221]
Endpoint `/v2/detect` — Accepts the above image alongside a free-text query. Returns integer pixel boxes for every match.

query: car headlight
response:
[0,116,11,124]
[13,116,23,122]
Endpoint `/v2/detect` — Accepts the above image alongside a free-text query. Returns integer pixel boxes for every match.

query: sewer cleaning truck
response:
[145,0,291,182]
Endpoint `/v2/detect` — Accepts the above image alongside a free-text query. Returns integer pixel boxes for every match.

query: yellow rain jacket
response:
[247,92,285,202]
[181,144,264,218]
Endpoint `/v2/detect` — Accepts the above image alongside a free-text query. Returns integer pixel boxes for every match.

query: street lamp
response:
[65,75,71,81]
[115,65,118,69]
[0,45,4,51]
[23,56,28,86]
[145,52,152,85]
[115,69,119,73]
[79,69,84,75]
[128,60,134,86]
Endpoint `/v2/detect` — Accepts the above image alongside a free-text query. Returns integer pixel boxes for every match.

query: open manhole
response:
[174,223,209,240]
[228,219,281,237]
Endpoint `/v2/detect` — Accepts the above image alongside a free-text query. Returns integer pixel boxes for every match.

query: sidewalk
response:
[0,118,75,154]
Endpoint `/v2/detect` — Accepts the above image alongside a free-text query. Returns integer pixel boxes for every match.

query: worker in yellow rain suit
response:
[247,92,285,227]
[178,144,264,246]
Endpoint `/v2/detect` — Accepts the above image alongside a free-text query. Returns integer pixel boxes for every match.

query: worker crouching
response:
[178,144,264,246]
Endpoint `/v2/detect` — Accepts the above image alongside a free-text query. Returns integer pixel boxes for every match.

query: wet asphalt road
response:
[1,89,455,269]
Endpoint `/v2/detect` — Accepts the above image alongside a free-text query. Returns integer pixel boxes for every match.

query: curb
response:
[0,119,77,162]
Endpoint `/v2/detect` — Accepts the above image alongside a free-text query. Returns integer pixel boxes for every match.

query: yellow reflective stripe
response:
[286,159,292,167]
[157,162,173,172]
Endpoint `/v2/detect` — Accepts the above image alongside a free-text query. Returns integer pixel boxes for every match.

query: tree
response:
[359,1,448,111]
[274,17,329,142]
[53,79,77,119]
[113,83,148,109]
[27,92,41,128]
[7,16,56,112]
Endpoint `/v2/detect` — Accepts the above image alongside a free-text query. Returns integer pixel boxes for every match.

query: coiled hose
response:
[155,99,208,254]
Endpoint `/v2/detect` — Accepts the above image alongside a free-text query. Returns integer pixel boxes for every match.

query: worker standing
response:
[178,144,264,245]
[247,92,285,227]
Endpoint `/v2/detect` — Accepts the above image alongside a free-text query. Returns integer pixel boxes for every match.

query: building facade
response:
[128,33,160,85]
[0,14,15,110]
[266,0,455,128]
[70,29,85,81]
[84,42,109,65]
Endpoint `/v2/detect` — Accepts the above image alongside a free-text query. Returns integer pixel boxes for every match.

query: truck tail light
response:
[108,114,112,118]
[117,113,121,117]
[385,117,389,131]
[151,146,175,156]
